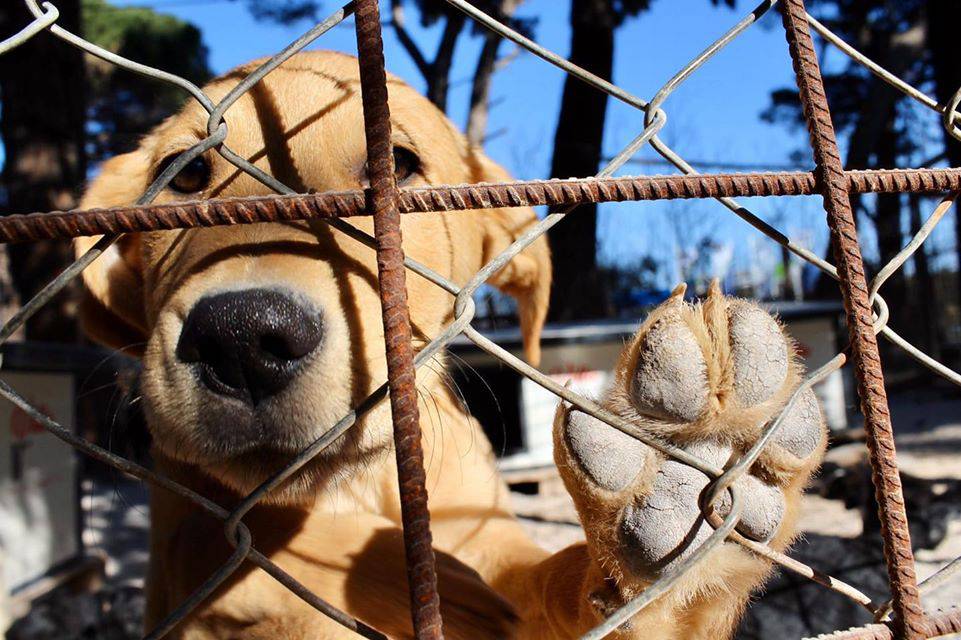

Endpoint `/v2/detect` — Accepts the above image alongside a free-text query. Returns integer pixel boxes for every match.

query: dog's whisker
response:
[429,355,480,462]
[76,342,146,400]
[424,357,472,485]
[421,358,472,487]
[415,384,445,490]
[445,349,509,460]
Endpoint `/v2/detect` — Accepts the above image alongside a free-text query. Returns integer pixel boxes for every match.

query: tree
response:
[390,0,532,144]
[235,0,320,23]
[83,0,212,161]
[926,0,961,311]
[391,0,466,112]
[761,0,926,318]
[546,0,732,322]
[0,1,87,341]
[465,0,522,147]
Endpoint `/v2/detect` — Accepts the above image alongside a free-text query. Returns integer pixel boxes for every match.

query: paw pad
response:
[555,289,827,585]
[566,409,648,492]
[630,314,708,422]
[616,440,785,574]
[771,388,822,460]
[729,302,789,407]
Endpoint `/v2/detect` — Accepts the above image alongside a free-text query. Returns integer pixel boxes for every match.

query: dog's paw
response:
[554,283,826,591]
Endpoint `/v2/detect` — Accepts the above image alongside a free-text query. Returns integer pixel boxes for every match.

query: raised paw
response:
[553,283,827,630]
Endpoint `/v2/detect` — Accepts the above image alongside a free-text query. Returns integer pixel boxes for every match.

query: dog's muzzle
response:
[176,288,323,406]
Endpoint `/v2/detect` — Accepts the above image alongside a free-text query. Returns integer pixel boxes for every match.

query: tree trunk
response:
[547,0,615,321]
[466,34,500,147]
[424,12,465,112]
[871,119,906,325]
[908,193,939,359]
[928,0,961,311]
[780,244,795,300]
[467,33,503,147]
[389,2,464,114]
[466,0,519,148]
[810,11,911,302]
[0,1,86,342]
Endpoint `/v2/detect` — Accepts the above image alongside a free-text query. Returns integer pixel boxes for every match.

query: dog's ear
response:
[470,152,551,367]
[75,151,150,356]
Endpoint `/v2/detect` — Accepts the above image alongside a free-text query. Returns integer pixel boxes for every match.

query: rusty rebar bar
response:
[804,609,961,640]
[5,0,961,636]
[3,167,961,243]
[354,0,444,638]
[780,1,926,638]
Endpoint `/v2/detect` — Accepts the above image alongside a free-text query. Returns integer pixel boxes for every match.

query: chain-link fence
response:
[2,0,961,638]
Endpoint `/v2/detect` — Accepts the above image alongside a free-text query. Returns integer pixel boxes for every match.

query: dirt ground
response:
[7,389,961,639]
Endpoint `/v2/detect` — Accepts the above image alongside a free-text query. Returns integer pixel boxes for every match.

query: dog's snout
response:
[176,289,322,404]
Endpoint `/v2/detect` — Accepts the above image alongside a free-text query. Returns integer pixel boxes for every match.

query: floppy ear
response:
[470,152,551,367]
[75,151,150,356]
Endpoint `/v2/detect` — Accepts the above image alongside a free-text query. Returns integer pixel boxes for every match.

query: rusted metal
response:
[3,167,961,243]
[5,0,961,637]
[803,609,961,640]
[353,0,444,638]
[780,1,926,638]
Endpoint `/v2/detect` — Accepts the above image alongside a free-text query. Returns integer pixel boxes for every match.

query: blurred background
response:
[0,1,959,638]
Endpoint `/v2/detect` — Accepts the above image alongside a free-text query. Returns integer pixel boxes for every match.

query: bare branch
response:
[390,0,431,80]
[466,0,521,147]
[466,30,501,147]
[426,10,466,110]
[494,44,522,73]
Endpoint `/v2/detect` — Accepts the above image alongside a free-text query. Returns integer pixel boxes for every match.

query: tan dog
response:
[76,51,826,639]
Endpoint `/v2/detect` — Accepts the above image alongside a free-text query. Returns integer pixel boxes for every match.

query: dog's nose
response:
[176,289,322,404]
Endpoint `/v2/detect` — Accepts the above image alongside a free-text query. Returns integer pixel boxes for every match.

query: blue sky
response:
[106,0,953,288]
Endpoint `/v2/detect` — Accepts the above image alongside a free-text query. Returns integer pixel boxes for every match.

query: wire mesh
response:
[1,0,960,638]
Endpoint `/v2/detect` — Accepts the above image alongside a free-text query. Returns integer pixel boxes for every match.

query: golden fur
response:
[76,51,823,639]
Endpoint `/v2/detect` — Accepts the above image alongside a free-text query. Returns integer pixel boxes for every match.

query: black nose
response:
[176,289,323,404]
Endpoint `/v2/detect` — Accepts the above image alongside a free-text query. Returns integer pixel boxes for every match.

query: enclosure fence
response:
[2,0,961,638]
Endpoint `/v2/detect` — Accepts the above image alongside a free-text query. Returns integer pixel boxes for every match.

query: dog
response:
[76,51,826,639]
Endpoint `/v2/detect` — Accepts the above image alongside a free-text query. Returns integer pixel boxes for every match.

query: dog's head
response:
[77,51,549,499]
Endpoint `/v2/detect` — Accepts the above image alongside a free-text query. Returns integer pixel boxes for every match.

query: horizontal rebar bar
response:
[802,609,961,640]
[2,167,960,243]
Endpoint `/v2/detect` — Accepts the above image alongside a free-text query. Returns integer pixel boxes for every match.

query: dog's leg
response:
[510,284,826,638]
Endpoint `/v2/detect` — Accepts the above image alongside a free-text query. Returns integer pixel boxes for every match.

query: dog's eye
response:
[362,146,422,187]
[155,154,212,194]
[392,146,421,184]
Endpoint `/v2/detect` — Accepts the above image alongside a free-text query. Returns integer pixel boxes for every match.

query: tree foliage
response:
[81,0,326,162]
[403,0,534,35]
[761,0,925,138]
[761,0,943,352]
[82,0,213,161]
[237,0,320,23]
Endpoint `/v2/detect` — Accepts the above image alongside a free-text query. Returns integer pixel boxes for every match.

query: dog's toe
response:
[630,310,709,422]
[564,408,649,493]
[770,387,823,461]
[617,441,787,575]
[728,302,790,407]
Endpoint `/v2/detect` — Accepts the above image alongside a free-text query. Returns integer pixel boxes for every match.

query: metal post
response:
[779,1,926,637]
[353,1,444,637]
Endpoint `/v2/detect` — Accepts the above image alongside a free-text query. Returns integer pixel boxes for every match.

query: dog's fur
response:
[76,52,825,639]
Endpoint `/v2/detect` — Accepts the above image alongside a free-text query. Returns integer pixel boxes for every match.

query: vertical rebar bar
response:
[779,1,926,637]
[353,1,445,638]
